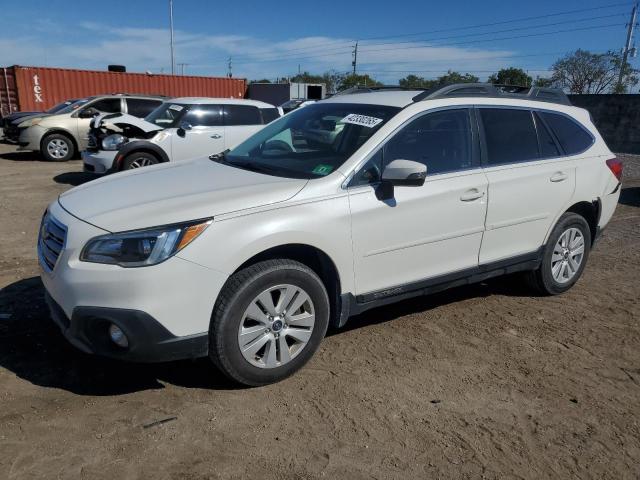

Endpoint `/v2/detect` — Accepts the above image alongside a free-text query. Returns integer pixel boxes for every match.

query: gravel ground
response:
[0,145,639,480]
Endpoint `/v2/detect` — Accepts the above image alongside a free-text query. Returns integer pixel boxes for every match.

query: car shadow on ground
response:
[619,186,640,207]
[0,150,46,162]
[53,172,98,186]
[0,274,533,395]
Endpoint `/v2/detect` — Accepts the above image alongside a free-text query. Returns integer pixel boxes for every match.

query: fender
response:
[114,141,170,170]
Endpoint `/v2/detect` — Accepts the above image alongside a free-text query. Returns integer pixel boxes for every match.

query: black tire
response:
[526,212,591,295]
[209,259,330,386]
[41,133,75,162]
[121,151,159,170]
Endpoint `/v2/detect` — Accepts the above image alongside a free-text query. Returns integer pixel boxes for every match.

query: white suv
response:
[39,84,622,386]
[82,98,281,173]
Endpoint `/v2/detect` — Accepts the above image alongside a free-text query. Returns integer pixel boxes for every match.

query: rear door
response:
[222,104,263,149]
[170,104,225,161]
[478,107,576,264]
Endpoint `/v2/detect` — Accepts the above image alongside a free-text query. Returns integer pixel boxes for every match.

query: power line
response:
[210,2,634,63]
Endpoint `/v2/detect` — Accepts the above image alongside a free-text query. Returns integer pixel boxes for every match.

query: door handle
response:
[210,133,223,139]
[550,172,568,182]
[460,189,485,202]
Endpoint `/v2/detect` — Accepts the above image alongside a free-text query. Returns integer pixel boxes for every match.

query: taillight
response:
[606,157,623,182]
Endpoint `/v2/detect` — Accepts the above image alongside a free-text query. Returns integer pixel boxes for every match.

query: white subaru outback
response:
[39,84,622,386]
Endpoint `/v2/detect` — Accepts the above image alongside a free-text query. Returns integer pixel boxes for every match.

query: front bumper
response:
[45,292,208,362]
[82,150,117,174]
[39,200,229,361]
[17,125,46,150]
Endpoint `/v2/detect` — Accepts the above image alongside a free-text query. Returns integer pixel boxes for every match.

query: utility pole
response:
[297,64,301,98]
[178,63,188,75]
[352,41,358,76]
[617,2,638,92]
[169,0,176,75]
[227,57,233,78]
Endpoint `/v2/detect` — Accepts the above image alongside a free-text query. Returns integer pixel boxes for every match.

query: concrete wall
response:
[569,94,640,154]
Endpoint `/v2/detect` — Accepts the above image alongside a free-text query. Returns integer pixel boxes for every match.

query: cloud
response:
[0,22,530,82]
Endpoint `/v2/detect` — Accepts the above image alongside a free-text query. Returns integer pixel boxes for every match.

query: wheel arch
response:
[40,128,78,154]
[545,199,601,246]
[116,141,169,170]
[232,243,345,329]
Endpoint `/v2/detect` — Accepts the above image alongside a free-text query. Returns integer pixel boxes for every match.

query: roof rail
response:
[335,85,428,96]
[411,83,571,106]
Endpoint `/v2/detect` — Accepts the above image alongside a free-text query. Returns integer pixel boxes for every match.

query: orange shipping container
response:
[0,65,247,115]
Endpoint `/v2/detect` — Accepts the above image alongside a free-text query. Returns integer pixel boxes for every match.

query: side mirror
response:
[177,121,192,137]
[376,159,427,201]
[381,159,427,186]
[78,107,99,119]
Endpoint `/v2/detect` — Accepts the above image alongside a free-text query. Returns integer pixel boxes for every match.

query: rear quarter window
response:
[260,108,280,124]
[223,105,261,126]
[539,112,593,155]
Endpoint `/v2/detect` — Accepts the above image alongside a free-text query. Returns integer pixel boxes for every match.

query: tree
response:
[290,71,325,84]
[321,70,346,94]
[488,67,532,86]
[434,71,479,85]
[550,49,638,94]
[250,78,272,84]
[399,74,433,89]
[338,73,383,90]
[534,76,553,88]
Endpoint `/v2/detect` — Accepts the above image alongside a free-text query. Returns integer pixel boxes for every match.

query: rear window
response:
[539,112,593,155]
[480,108,539,165]
[260,108,280,124]
[223,105,261,126]
[90,98,122,114]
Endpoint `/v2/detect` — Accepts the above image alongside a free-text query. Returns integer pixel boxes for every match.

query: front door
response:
[170,104,225,161]
[348,108,488,296]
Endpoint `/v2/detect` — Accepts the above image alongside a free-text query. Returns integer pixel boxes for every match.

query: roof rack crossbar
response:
[411,83,571,106]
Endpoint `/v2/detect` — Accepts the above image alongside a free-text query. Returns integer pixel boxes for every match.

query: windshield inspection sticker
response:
[168,104,184,111]
[312,164,334,176]
[341,113,383,128]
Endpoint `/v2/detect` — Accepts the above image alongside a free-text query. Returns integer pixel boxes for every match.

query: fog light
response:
[108,324,129,348]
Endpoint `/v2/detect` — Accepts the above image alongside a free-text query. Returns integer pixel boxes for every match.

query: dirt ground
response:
[0,143,638,480]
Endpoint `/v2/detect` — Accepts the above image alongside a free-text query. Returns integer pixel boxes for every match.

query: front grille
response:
[38,212,67,272]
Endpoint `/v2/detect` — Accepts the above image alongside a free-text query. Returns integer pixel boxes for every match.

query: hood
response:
[4,111,42,122]
[58,157,308,232]
[11,112,49,125]
[91,113,162,133]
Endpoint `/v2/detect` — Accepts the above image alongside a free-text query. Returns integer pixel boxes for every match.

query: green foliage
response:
[338,73,383,90]
[250,79,272,84]
[398,71,479,89]
[488,68,532,87]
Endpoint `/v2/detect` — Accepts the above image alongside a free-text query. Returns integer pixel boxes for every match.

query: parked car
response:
[39,84,622,386]
[82,98,282,174]
[1,99,80,139]
[281,98,315,114]
[10,94,166,161]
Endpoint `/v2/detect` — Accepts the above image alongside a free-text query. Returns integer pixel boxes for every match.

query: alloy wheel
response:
[551,227,585,284]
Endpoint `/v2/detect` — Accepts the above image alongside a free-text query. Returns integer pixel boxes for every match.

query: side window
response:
[350,150,383,187]
[384,109,473,175]
[127,99,163,118]
[533,112,561,158]
[539,112,593,155]
[480,108,538,165]
[260,108,280,124]
[223,105,261,126]
[90,98,122,113]
[182,105,223,127]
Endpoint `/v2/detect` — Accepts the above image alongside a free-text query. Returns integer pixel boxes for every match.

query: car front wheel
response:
[122,151,159,170]
[41,133,75,162]
[209,259,330,386]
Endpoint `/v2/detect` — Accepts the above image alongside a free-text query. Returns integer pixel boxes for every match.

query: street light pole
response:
[169,0,176,75]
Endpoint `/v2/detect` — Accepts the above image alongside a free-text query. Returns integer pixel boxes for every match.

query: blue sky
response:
[0,0,637,84]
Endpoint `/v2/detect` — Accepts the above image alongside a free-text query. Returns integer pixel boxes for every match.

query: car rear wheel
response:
[41,133,75,162]
[527,212,591,295]
[209,259,330,386]
[122,152,159,170]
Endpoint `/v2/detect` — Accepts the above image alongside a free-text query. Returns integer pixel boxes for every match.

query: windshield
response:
[47,99,79,114]
[145,103,188,127]
[55,98,90,114]
[224,103,400,179]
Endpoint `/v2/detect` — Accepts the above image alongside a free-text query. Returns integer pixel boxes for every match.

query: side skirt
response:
[338,249,542,325]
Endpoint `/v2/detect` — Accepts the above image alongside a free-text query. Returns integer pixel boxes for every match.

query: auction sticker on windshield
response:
[341,114,383,128]
[168,104,184,111]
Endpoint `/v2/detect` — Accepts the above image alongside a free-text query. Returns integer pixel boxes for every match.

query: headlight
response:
[102,133,127,151]
[17,117,43,128]
[80,219,212,267]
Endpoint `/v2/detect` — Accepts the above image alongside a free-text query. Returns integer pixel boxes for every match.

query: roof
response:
[322,90,422,108]
[168,97,275,108]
